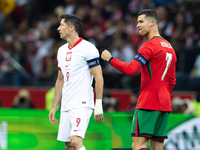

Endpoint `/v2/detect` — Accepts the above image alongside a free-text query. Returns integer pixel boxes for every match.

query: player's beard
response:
[60,34,68,40]
[139,30,145,36]
[138,30,143,36]
[139,29,149,37]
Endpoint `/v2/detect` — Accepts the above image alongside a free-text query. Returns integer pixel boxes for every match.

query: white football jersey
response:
[57,38,100,111]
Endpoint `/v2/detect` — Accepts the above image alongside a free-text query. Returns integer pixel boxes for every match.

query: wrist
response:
[108,57,114,63]
[96,99,102,101]
[94,99,103,115]
[95,99,102,107]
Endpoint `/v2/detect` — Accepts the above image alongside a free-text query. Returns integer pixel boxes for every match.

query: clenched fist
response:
[101,50,112,62]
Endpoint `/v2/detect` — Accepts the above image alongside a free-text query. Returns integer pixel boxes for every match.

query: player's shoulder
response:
[56,43,68,57]
[81,39,98,52]
[149,36,164,44]
[143,40,154,46]
[58,43,68,51]
[141,40,154,49]
[81,39,96,47]
[147,36,172,47]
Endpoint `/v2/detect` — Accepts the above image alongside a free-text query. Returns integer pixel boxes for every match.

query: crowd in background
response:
[1,0,200,109]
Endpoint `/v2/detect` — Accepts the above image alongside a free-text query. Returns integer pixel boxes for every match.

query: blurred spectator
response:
[155,6,170,40]
[128,0,155,14]
[168,13,187,71]
[64,0,77,14]
[11,0,40,25]
[168,13,186,41]
[110,2,123,23]
[103,19,115,38]
[74,5,89,22]
[0,48,15,86]
[40,40,61,86]
[127,13,143,51]
[28,27,54,85]
[88,24,104,49]
[192,92,200,116]
[40,0,63,14]
[12,89,34,108]
[10,40,31,85]
[0,40,31,86]
[0,0,15,34]
[103,96,119,113]
[45,87,60,111]
[84,6,105,38]
[190,54,200,79]
[103,32,136,89]
[188,54,200,91]
[49,11,63,41]
[184,25,199,49]
[172,97,194,114]
[0,0,200,94]
[153,0,175,7]
[125,92,138,113]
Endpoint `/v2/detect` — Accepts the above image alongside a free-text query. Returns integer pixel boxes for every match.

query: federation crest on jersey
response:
[66,52,72,61]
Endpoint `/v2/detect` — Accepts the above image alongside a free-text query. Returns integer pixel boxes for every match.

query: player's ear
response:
[151,19,156,27]
[70,25,75,31]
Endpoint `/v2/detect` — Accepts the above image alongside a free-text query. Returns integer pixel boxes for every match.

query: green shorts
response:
[131,109,170,140]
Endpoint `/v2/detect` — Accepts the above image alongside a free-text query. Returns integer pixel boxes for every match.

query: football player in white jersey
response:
[49,14,104,150]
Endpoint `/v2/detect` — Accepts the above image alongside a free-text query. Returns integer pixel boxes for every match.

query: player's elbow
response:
[126,63,140,77]
[169,83,175,93]
[127,72,137,77]
[125,69,138,77]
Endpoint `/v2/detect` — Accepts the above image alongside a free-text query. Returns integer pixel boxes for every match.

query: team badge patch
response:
[66,52,72,61]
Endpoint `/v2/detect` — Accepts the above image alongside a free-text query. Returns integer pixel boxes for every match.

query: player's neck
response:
[145,26,161,41]
[66,34,80,48]
[146,28,161,41]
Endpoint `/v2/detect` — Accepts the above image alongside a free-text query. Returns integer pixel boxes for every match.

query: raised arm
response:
[101,50,143,76]
[90,65,104,123]
[49,70,64,124]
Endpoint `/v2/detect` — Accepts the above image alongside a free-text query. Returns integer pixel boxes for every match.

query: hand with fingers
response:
[101,50,112,62]
[94,113,103,123]
[49,108,58,124]
[94,99,103,123]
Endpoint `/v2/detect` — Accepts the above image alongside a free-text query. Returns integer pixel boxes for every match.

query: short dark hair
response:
[60,14,82,34]
[138,9,159,25]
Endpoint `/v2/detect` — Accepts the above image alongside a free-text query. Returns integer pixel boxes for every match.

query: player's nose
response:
[136,23,140,28]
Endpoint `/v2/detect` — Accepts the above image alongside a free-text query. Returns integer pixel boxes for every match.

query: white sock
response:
[79,146,86,150]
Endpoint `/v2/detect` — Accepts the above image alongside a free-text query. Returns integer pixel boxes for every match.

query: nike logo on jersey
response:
[74,129,80,132]
[65,65,70,67]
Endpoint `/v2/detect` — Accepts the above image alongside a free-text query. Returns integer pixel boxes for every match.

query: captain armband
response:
[87,57,100,68]
[134,54,147,66]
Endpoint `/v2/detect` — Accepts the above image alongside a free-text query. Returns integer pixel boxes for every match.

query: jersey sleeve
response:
[85,44,100,68]
[169,54,177,92]
[169,63,176,92]
[110,58,142,76]
[194,55,200,67]
[109,42,153,76]
[85,44,99,60]
[57,48,61,69]
[138,42,154,61]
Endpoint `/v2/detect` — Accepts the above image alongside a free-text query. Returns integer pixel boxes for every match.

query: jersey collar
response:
[150,36,164,40]
[68,37,83,50]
